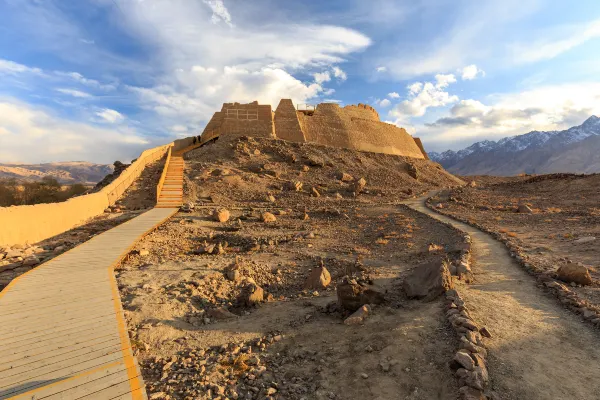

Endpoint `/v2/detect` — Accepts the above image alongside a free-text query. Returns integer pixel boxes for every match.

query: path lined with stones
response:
[406,196,600,400]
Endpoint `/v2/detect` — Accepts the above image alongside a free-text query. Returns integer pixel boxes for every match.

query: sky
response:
[1,0,600,163]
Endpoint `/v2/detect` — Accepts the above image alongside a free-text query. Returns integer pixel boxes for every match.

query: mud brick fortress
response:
[200,99,429,159]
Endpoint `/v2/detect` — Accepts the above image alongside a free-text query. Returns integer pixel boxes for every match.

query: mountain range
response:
[429,116,600,176]
[0,162,113,185]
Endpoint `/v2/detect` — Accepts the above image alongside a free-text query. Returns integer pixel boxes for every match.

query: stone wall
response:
[274,99,305,142]
[413,137,430,160]
[200,99,425,159]
[201,101,274,139]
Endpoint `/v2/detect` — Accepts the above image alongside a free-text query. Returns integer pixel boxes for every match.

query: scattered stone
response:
[458,386,486,400]
[338,172,354,182]
[344,304,371,325]
[468,181,477,188]
[139,249,150,257]
[334,192,343,199]
[287,181,303,191]
[337,277,385,311]
[302,165,310,172]
[5,249,23,259]
[574,236,596,244]
[207,307,237,320]
[353,177,367,194]
[456,262,474,283]
[261,212,277,223]
[213,208,231,223]
[266,194,276,203]
[479,326,492,338]
[403,260,454,301]
[311,187,321,197]
[517,204,533,213]
[238,283,264,307]
[454,350,475,371]
[225,259,242,282]
[407,164,419,180]
[304,262,331,290]
[22,255,40,267]
[556,263,592,285]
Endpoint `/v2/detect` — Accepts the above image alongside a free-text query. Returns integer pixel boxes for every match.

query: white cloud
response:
[434,74,456,88]
[389,75,459,123]
[509,18,600,64]
[114,0,371,132]
[388,92,400,99]
[314,71,331,84]
[56,88,92,98]
[332,66,347,81]
[461,64,485,80]
[96,108,125,123]
[0,59,44,76]
[375,98,391,108]
[419,82,600,150]
[0,98,149,163]
[376,66,387,72]
[203,0,233,27]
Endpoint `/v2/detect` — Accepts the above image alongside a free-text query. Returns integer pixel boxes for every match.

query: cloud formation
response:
[461,65,485,80]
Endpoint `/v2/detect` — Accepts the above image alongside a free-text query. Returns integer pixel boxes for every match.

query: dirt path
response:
[405,196,600,400]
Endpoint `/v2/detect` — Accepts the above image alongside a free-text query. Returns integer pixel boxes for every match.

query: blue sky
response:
[1,0,600,163]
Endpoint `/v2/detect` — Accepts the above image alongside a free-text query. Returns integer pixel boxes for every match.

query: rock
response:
[53,246,66,254]
[149,392,167,400]
[574,236,596,244]
[139,249,150,257]
[458,386,486,400]
[556,264,592,285]
[207,307,237,320]
[517,204,533,213]
[479,326,492,338]
[261,212,277,223]
[334,192,343,199]
[338,172,354,182]
[302,165,310,172]
[311,187,321,197]
[238,283,264,307]
[454,350,475,371]
[336,277,385,311]
[456,262,474,283]
[213,208,231,223]
[302,213,310,221]
[353,177,367,193]
[266,194,276,203]
[344,305,371,325]
[22,256,40,267]
[304,263,331,290]
[407,164,418,180]
[5,249,23,259]
[468,181,477,188]
[403,260,454,301]
[287,181,303,191]
[182,202,195,212]
[211,168,231,176]
[225,261,241,282]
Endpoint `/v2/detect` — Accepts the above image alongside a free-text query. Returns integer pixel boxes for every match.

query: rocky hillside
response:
[0,161,113,184]
[429,116,600,175]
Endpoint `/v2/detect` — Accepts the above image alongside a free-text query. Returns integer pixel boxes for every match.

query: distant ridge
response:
[0,161,113,184]
[429,116,600,175]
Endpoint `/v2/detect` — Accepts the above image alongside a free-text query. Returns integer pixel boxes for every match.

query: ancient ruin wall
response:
[201,102,274,139]
[274,99,305,142]
[413,137,430,160]
[297,103,424,158]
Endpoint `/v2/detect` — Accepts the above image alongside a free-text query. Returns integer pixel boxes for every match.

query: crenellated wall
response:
[200,99,425,159]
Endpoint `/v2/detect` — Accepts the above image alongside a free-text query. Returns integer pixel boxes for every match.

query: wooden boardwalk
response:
[0,147,197,399]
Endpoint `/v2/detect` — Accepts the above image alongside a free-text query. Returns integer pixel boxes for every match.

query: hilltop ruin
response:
[200,99,428,159]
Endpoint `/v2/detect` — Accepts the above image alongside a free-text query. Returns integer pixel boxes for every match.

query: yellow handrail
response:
[156,145,173,203]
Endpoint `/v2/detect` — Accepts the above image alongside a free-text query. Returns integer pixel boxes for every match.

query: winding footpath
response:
[0,144,203,399]
[406,196,600,400]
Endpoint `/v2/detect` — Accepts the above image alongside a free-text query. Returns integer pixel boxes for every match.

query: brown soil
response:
[430,174,600,308]
[117,136,468,400]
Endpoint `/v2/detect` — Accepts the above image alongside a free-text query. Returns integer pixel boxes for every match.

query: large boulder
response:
[213,208,230,223]
[337,277,385,311]
[556,264,592,285]
[403,261,454,301]
[304,264,331,290]
[237,283,264,307]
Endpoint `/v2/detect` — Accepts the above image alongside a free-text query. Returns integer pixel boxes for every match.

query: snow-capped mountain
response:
[429,116,600,175]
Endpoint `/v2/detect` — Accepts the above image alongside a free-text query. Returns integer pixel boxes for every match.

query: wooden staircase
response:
[156,154,184,208]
